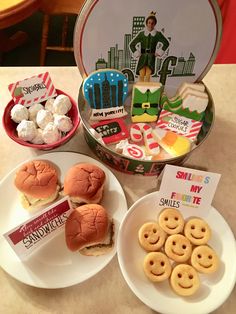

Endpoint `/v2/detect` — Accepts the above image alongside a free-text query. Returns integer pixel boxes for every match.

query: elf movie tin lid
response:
[74,0,222,96]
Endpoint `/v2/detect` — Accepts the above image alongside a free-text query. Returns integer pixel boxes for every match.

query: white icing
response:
[16,120,37,141]
[53,95,72,115]
[28,103,44,122]
[11,104,29,123]
[42,122,61,144]
[54,114,73,132]
[36,109,54,129]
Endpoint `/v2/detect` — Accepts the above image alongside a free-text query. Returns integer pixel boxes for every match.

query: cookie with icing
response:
[83,69,128,120]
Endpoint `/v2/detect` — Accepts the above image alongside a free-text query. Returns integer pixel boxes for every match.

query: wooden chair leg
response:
[62,15,69,47]
[40,14,50,66]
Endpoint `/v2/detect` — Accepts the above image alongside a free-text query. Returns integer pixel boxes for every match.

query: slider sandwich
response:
[14,160,60,210]
[65,204,114,256]
[63,163,106,205]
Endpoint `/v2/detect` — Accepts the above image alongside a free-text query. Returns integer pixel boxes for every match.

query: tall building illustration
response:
[172,53,195,76]
[118,80,123,106]
[183,53,195,75]
[118,49,124,69]
[95,57,107,70]
[124,34,131,68]
[94,84,101,108]
[102,74,111,108]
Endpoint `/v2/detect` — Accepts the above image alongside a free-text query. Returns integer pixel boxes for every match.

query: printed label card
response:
[3,197,73,260]
[157,165,221,211]
[8,72,57,107]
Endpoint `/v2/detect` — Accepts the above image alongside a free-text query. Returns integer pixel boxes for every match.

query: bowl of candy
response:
[3,89,80,150]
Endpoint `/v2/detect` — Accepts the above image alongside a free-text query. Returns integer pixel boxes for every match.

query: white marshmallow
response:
[36,109,54,129]
[11,104,29,123]
[16,120,37,142]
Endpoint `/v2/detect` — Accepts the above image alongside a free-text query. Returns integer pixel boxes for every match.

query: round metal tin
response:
[74,0,220,175]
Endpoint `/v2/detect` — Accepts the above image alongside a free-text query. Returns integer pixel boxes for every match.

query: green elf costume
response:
[129,14,169,80]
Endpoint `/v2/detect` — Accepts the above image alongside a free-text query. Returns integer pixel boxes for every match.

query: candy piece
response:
[130,123,160,156]
[16,120,37,142]
[157,110,203,142]
[28,103,44,122]
[83,69,128,121]
[11,104,29,123]
[115,139,146,160]
[36,109,54,129]
[53,94,72,115]
[42,122,61,144]
[31,128,44,144]
[54,114,73,133]
[131,82,163,123]
[153,128,191,157]
[91,118,129,144]
[45,98,55,112]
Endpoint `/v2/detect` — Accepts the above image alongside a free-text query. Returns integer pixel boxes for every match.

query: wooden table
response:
[0,65,235,314]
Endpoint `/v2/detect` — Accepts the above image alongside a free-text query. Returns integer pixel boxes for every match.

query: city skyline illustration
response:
[95,15,196,80]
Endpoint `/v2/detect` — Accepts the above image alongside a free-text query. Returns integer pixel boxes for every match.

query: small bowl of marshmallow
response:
[3,89,80,150]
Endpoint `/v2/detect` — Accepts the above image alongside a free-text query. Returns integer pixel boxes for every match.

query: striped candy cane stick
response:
[130,123,160,156]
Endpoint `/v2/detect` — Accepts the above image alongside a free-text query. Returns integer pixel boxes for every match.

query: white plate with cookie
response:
[0,152,128,288]
[117,191,236,314]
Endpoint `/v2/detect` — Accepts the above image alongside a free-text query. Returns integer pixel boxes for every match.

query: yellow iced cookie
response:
[165,234,192,263]
[170,264,200,296]
[138,222,166,251]
[158,208,185,235]
[184,218,211,245]
[143,252,172,282]
[191,245,219,274]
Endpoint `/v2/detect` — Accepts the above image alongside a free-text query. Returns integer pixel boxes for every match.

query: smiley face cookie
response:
[184,218,211,245]
[138,222,166,251]
[143,252,172,282]
[158,208,184,235]
[170,264,200,296]
[165,234,192,263]
[191,245,219,274]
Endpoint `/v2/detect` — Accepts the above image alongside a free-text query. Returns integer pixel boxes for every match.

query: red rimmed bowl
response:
[3,89,80,150]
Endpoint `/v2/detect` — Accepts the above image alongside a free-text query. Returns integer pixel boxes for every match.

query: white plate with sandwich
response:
[0,152,127,288]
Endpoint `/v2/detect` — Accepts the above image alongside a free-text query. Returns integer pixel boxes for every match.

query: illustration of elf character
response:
[129,11,169,82]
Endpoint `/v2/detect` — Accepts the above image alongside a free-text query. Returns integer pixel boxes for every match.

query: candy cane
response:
[130,123,160,156]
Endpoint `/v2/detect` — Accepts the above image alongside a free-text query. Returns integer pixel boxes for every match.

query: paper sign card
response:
[157,165,221,211]
[3,197,73,260]
[8,72,57,107]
